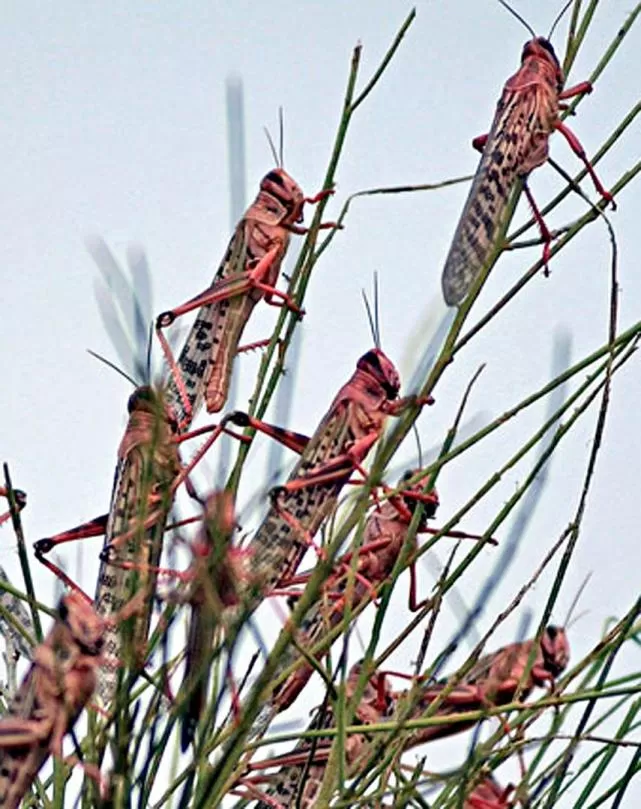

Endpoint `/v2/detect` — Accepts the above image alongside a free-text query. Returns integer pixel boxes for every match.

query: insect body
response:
[178,490,250,750]
[465,775,515,809]
[404,625,570,746]
[157,169,334,428]
[229,348,431,606]
[35,386,181,706]
[0,488,33,661]
[248,663,393,809]
[260,472,439,721]
[441,36,614,306]
[0,591,104,809]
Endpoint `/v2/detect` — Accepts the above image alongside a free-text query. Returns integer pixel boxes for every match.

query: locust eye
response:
[546,626,559,641]
[538,37,557,57]
[358,350,382,374]
[264,170,285,187]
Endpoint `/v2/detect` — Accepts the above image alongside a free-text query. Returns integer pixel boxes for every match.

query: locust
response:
[465,775,515,809]
[0,487,33,662]
[32,386,224,707]
[226,348,432,607]
[0,589,140,809]
[259,471,440,722]
[238,662,394,809]
[402,625,569,747]
[265,469,496,721]
[171,490,252,751]
[156,168,336,429]
[441,15,615,306]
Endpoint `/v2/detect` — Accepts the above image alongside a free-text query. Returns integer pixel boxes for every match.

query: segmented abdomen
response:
[441,86,552,306]
[248,404,356,595]
[94,412,178,706]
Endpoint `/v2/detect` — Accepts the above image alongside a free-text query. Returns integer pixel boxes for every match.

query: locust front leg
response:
[156,247,304,428]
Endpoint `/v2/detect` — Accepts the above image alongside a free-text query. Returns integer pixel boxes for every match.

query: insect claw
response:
[228,410,251,427]
[270,486,287,504]
[99,544,117,564]
[33,538,54,554]
[156,310,175,328]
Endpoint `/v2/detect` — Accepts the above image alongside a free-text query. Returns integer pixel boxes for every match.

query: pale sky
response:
[1,2,640,805]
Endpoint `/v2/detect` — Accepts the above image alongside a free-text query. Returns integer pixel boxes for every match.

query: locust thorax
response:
[259,168,306,225]
[347,662,394,720]
[540,625,570,677]
[522,37,564,92]
[58,591,104,656]
[356,348,401,401]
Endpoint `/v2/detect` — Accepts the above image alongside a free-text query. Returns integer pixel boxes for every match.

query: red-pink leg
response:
[522,182,553,276]
[285,220,342,235]
[553,120,616,208]
[0,487,26,527]
[228,411,311,455]
[304,188,335,206]
[236,337,274,355]
[33,550,94,603]
[421,525,498,546]
[559,81,592,100]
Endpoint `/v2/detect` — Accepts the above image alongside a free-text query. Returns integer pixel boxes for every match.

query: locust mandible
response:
[0,589,139,809]
[403,625,569,747]
[157,167,336,429]
[441,5,614,306]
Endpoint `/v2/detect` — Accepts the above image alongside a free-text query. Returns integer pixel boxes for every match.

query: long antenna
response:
[86,350,137,388]
[548,0,574,40]
[362,272,382,349]
[564,572,592,628]
[263,126,280,166]
[497,0,536,38]
[362,291,380,349]
[278,106,285,168]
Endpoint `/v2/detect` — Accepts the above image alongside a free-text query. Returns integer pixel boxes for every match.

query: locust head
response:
[540,625,569,678]
[357,348,401,401]
[59,591,104,657]
[400,469,440,526]
[522,37,564,91]
[204,490,236,538]
[260,168,306,224]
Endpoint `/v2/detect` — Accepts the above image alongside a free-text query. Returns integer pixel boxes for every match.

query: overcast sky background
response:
[1,1,640,805]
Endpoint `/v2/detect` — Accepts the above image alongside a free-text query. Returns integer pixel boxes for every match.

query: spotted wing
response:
[441,84,548,306]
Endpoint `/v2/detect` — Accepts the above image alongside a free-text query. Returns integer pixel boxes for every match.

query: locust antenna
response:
[278,106,285,168]
[373,271,382,348]
[362,274,381,349]
[263,126,280,167]
[548,0,574,40]
[412,424,424,468]
[497,0,536,38]
[563,572,592,629]
[87,349,137,388]
[146,322,154,384]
